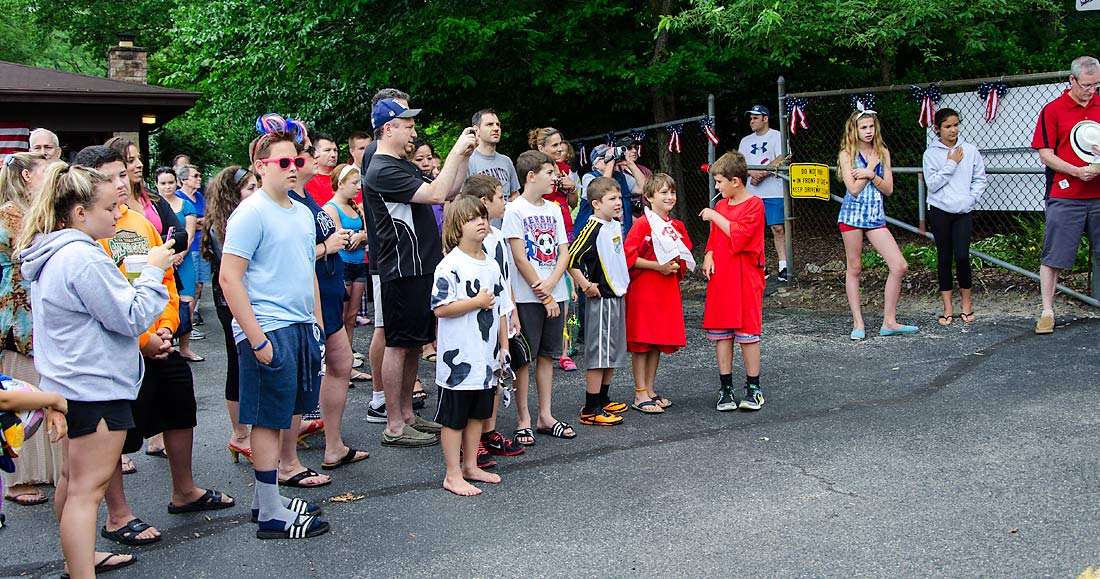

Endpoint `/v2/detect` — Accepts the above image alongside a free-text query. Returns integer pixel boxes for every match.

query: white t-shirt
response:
[738,128,784,199]
[501,196,569,304]
[430,248,507,391]
[482,226,515,319]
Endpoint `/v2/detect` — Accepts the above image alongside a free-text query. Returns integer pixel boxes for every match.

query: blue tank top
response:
[325,201,365,264]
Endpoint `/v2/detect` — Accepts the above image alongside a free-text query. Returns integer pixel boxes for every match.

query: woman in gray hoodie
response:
[922,108,988,326]
[18,163,174,579]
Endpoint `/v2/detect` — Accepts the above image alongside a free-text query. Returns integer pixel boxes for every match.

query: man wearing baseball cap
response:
[360,97,477,446]
[739,104,787,282]
[1031,56,1100,334]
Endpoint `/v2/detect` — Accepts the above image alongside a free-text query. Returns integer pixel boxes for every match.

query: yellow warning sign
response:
[789,163,831,200]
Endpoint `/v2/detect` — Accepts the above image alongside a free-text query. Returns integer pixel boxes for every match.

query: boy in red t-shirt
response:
[700,152,766,412]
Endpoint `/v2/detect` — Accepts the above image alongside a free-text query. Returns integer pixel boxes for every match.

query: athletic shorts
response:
[380,275,434,348]
[705,329,761,344]
[372,274,384,327]
[583,296,627,369]
[515,301,565,360]
[344,262,368,284]
[192,250,211,284]
[434,388,494,430]
[237,323,322,430]
[762,198,785,227]
[66,400,135,439]
[131,352,198,438]
[1041,197,1100,269]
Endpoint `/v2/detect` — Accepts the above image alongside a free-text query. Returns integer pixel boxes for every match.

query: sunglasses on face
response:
[259,156,306,169]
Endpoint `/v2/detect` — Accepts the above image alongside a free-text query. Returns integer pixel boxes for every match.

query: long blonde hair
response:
[17,163,108,251]
[0,153,47,210]
[836,111,888,181]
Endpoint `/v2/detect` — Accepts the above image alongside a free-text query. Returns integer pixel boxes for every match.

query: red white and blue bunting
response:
[910,84,942,128]
[630,130,646,156]
[785,97,809,135]
[576,142,587,166]
[850,93,876,114]
[977,81,1009,123]
[698,116,719,145]
[666,124,683,153]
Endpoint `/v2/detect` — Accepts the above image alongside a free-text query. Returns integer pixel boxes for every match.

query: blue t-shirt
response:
[290,190,345,335]
[178,189,206,252]
[223,190,317,343]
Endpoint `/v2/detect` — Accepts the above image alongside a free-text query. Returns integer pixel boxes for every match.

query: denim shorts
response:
[237,323,322,429]
[343,262,368,284]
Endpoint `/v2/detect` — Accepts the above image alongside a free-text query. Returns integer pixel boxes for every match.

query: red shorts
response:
[839,223,887,233]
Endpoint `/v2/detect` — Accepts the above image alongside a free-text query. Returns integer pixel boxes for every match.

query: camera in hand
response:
[600,146,627,162]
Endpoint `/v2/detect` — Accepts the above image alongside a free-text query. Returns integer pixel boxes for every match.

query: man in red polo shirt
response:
[1031,56,1100,334]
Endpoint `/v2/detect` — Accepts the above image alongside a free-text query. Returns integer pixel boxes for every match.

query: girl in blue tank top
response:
[836,109,917,341]
[322,164,371,382]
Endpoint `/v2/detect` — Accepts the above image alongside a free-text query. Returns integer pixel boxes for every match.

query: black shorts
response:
[434,388,494,430]
[515,301,565,360]
[131,352,198,439]
[380,275,435,348]
[66,400,135,439]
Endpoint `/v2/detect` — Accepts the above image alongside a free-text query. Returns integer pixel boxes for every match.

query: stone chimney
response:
[107,33,147,84]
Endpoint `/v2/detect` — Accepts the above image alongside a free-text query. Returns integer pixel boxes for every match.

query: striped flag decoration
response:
[0,122,30,156]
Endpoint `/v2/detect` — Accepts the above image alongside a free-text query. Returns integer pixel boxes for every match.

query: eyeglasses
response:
[258,156,306,169]
[1074,77,1100,90]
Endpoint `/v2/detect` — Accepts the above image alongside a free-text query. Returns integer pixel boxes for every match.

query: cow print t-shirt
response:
[430,248,506,391]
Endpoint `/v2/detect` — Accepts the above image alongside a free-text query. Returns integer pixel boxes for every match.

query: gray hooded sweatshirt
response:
[922,137,988,214]
[19,229,169,402]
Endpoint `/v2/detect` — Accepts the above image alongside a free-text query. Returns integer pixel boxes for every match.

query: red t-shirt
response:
[1031,89,1100,199]
[304,173,335,206]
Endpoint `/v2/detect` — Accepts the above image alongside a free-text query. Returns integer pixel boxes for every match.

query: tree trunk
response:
[878,43,890,84]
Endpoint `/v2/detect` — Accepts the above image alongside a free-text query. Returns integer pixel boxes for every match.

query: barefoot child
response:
[624,173,693,413]
[461,175,525,463]
[568,177,630,426]
[19,163,175,576]
[700,152,766,412]
[432,196,508,496]
[502,150,575,442]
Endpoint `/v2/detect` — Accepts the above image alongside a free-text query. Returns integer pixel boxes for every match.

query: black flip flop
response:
[279,468,332,488]
[321,447,369,470]
[61,552,136,579]
[168,488,235,514]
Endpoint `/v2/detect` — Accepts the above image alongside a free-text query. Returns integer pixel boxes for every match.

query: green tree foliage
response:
[0,0,105,75]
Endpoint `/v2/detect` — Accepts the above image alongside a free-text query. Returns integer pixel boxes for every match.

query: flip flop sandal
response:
[61,552,137,579]
[145,448,168,458]
[412,389,428,410]
[4,491,48,506]
[631,400,665,414]
[420,352,437,362]
[536,421,577,439]
[168,488,235,514]
[120,456,137,475]
[512,428,536,446]
[321,447,370,470]
[651,395,673,409]
[257,514,330,540]
[350,371,372,381]
[279,468,332,488]
[937,315,953,326]
[100,518,161,546]
[957,312,977,323]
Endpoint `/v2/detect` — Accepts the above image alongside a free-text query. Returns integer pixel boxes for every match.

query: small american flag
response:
[0,122,30,156]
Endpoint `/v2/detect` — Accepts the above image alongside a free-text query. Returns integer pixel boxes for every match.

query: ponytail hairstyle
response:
[17,163,109,251]
[527,127,562,151]
[0,152,47,210]
[441,195,488,254]
[201,164,252,262]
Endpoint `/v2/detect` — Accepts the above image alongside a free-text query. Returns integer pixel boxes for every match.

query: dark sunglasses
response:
[258,156,306,169]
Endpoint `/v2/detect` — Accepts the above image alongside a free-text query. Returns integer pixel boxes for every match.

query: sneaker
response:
[739,387,764,411]
[193,309,205,326]
[777,268,789,283]
[356,316,372,327]
[381,424,438,447]
[190,329,206,340]
[366,403,387,424]
[579,408,624,426]
[559,356,578,372]
[716,386,738,412]
[602,400,628,414]
[1035,311,1055,335]
[476,443,497,469]
[482,430,525,456]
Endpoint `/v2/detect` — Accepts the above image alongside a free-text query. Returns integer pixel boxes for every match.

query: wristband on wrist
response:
[253,339,269,351]
[542,296,554,305]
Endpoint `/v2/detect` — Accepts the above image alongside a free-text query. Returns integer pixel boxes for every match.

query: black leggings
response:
[928,206,973,292]
[216,303,241,402]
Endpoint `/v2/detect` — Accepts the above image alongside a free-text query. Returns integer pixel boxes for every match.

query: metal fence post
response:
[917,172,926,235]
[777,76,793,280]
[708,93,716,208]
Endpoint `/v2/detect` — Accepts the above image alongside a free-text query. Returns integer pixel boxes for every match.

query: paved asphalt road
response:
[3,295,1099,579]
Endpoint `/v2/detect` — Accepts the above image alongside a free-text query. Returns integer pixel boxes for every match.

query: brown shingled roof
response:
[0,61,201,106]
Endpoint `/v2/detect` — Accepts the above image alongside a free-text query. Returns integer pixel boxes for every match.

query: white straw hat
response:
[1069,119,1100,163]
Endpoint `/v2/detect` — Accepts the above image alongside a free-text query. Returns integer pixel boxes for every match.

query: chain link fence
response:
[776,71,1097,302]
[571,107,716,249]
